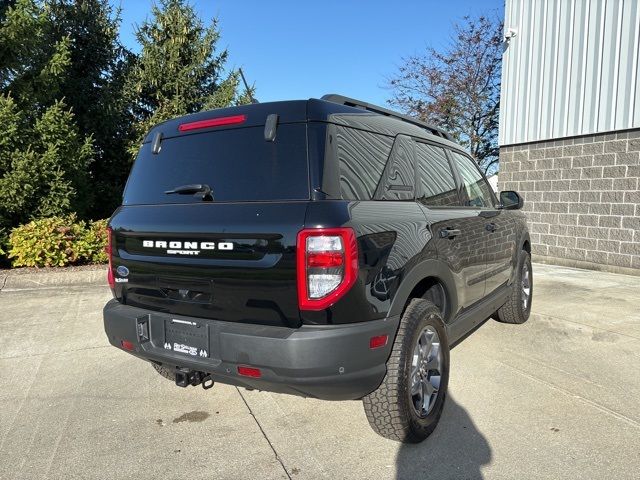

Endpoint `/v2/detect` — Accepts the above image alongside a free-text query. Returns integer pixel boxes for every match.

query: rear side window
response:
[123,124,309,205]
[415,142,460,207]
[450,151,495,208]
[374,135,415,201]
[333,126,393,200]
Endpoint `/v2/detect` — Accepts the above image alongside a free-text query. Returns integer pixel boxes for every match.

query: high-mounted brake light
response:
[178,114,246,132]
[106,226,115,290]
[296,228,358,311]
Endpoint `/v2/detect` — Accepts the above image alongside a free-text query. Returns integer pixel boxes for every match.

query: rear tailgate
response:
[110,108,310,328]
[110,203,306,327]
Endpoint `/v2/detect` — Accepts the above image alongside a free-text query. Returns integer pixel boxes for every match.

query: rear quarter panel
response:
[302,200,433,324]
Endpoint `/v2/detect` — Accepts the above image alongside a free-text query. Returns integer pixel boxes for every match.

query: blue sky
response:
[112,0,504,106]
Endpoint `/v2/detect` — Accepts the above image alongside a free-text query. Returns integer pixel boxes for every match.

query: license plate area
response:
[163,318,209,358]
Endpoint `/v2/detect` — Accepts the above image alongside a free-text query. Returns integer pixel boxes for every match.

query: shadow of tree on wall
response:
[395,395,491,480]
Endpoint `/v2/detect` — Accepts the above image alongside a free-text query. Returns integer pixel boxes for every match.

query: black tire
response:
[151,363,176,381]
[362,299,450,443]
[495,249,532,324]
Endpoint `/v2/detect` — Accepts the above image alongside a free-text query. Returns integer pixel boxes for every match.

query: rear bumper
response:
[103,300,399,400]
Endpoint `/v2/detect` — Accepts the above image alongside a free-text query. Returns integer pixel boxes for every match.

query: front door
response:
[449,151,517,296]
[414,141,487,316]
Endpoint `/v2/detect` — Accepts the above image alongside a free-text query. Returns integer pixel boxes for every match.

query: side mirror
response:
[500,190,524,210]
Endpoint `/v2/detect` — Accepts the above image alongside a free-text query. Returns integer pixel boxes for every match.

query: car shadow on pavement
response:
[395,395,491,480]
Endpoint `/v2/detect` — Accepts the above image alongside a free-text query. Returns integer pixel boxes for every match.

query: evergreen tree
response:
[0,95,93,232]
[0,1,17,22]
[45,0,135,217]
[0,0,132,220]
[126,0,253,156]
[0,0,255,251]
[0,0,72,110]
[0,1,95,236]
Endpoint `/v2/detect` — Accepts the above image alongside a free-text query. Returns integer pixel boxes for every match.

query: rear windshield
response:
[123,124,309,205]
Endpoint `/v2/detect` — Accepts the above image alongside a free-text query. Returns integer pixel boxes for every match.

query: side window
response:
[334,126,394,200]
[415,142,460,207]
[374,135,415,201]
[450,151,494,208]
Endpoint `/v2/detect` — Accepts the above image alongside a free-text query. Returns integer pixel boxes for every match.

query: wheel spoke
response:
[425,344,441,371]
[419,332,431,360]
[521,263,531,310]
[430,374,441,393]
[411,376,421,396]
[423,378,434,398]
[421,381,430,412]
[410,363,419,379]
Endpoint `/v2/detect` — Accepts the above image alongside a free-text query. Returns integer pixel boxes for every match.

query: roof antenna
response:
[238,68,258,104]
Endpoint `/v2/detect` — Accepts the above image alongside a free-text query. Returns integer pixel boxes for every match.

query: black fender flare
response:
[519,230,531,251]
[507,228,531,284]
[388,259,459,324]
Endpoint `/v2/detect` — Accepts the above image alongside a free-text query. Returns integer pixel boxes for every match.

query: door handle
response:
[486,223,497,232]
[439,228,461,239]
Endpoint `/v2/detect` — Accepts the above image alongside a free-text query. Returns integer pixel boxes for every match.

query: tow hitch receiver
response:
[175,370,214,389]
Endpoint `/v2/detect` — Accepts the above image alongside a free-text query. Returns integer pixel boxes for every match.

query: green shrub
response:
[78,219,109,264]
[0,228,6,256]
[8,215,109,268]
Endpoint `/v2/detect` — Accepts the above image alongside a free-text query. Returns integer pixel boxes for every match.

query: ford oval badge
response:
[116,265,129,277]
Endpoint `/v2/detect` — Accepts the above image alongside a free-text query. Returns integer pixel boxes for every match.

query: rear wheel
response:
[363,299,450,443]
[495,249,532,324]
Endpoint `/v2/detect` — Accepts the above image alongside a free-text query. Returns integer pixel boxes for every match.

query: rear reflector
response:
[237,366,261,378]
[369,335,388,349]
[178,114,246,132]
[121,340,135,351]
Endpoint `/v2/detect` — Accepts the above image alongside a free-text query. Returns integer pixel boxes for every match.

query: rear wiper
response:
[164,184,213,201]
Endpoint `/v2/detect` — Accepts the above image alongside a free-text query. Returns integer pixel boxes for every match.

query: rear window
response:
[123,124,309,205]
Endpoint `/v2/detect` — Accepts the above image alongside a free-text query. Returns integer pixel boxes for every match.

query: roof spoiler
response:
[321,94,453,141]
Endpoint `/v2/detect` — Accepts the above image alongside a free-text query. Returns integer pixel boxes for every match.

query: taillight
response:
[296,228,358,311]
[106,226,115,290]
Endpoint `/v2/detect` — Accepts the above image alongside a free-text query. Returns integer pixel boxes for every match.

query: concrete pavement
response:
[0,264,639,479]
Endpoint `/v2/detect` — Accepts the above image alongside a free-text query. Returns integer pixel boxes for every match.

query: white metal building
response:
[499,0,640,274]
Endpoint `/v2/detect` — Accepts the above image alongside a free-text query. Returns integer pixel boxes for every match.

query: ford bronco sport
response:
[103,95,532,443]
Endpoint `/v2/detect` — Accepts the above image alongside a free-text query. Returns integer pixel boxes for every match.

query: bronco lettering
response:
[142,240,233,251]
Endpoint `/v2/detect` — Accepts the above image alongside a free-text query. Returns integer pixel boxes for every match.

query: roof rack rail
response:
[321,94,453,141]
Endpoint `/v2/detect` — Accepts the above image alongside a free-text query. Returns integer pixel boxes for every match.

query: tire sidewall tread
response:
[496,249,533,324]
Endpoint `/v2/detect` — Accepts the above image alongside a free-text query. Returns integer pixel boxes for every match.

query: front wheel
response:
[495,249,533,324]
[362,299,450,443]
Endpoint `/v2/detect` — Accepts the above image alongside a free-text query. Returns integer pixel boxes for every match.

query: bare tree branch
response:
[387,14,503,173]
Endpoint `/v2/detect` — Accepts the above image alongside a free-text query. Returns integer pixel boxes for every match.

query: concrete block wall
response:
[499,129,640,275]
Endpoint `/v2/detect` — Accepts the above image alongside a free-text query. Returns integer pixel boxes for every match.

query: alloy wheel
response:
[409,326,442,417]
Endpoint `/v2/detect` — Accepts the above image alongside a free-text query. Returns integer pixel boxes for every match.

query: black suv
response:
[103,95,532,443]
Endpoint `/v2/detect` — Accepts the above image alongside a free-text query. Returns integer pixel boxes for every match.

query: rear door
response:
[109,122,310,328]
[449,151,517,295]
[414,141,487,315]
